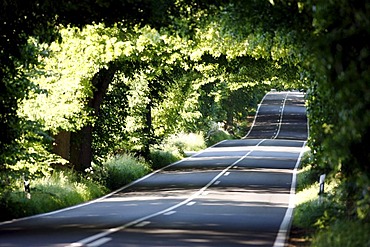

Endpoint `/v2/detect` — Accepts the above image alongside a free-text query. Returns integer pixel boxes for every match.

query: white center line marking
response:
[135,221,151,227]
[274,92,289,139]
[214,181,221,185]
[67,139,267,247]
[224,172,230,176]
[87,237,112,247]
[187,201,196,206]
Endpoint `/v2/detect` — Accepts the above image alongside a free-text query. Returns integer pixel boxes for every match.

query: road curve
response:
[0,90,308,247]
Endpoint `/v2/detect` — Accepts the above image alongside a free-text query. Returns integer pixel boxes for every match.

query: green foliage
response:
[19,24,135,134]
[149,150,181,170]
[311,220,370,247]
[0,0,60,160]
[165,133,206,152]
[294,148,345,231]
[2,119,68,178]
[149,132,206,169]
[293,199,329,230]
[296,150,324,193]
[206,127,234,147]
[2,2,369,239]
[103,154,152,190]
[92,73,130,160]
[305,0,370,220]
[0,170,106,221]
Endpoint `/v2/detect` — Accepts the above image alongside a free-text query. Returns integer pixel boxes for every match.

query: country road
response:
[0,90,308,247]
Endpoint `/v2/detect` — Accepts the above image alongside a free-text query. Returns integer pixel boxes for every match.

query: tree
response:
[306,0,370,219]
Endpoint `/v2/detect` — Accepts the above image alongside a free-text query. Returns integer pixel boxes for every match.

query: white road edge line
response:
[66,139,266,247]
[273,141,307,247]
[0,136,229,227]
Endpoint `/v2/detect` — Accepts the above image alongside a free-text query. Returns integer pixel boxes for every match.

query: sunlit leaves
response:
[19,23,136,133]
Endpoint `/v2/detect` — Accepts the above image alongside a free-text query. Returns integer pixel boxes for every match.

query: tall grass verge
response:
[206,129,233,146]
[291,149,367,246]
[149,150,181,170]
[0,170,106,221]
[149,133,206,169]
[311,220,370,247]
[104,154,152,190]
[293,152,341,229]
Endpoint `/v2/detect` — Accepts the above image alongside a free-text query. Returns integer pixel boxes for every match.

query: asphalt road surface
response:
[0,90,308,247]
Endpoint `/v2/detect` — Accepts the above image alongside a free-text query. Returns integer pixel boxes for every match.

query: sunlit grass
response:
[291,150,368,246]
[149,149,182,170]
[311,220,370,247]
[104,153,152,190]
[0,170,106,221]
[167,132,207,152]
[294,152,342,229]
[149,132,206,169]
[206,129,233,146]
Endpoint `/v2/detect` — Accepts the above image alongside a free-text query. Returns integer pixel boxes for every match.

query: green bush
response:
[206,129,233,146]
[0,171,106,221]
[311,220,370,247]
[147,132,206,170]
[293,199,336,230]
[104,154,152,190]
[165,133,206,153]
[149,149,181,170]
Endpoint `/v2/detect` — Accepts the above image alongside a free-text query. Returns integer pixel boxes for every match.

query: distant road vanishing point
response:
[0,90,308,247]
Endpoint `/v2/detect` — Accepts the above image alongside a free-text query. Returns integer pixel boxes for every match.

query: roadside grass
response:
[292,150,370,246]
[0,131,238,222]
[149,132,206,169]
[164,132,207,155]
[0,170,107,221]
[0,153,152,221]
[103,153,152,190]
[311,220,370,247]
[206,129,233,146]
[149,149,181,170]
[149,131,235,170]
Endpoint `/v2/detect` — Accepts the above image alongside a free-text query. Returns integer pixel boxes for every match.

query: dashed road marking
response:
[86,237,112,247]
[67,139,267,247]
[135,221,151,227]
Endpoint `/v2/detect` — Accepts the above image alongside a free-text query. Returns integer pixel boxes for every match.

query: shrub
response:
[206,129,233,146]
[311,220,370,247]
[0,170,106,221]
[294,173,343,229]
[104,154,152,190]
[149,149,181,170]
[148,133,206,170]
[164,132,206,154]
[294,199,334,230]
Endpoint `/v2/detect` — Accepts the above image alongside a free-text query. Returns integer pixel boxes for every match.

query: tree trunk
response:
[70,62,117,171]
[52,131,71,160]
[141,101,152,160]
[226,110,233,131]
